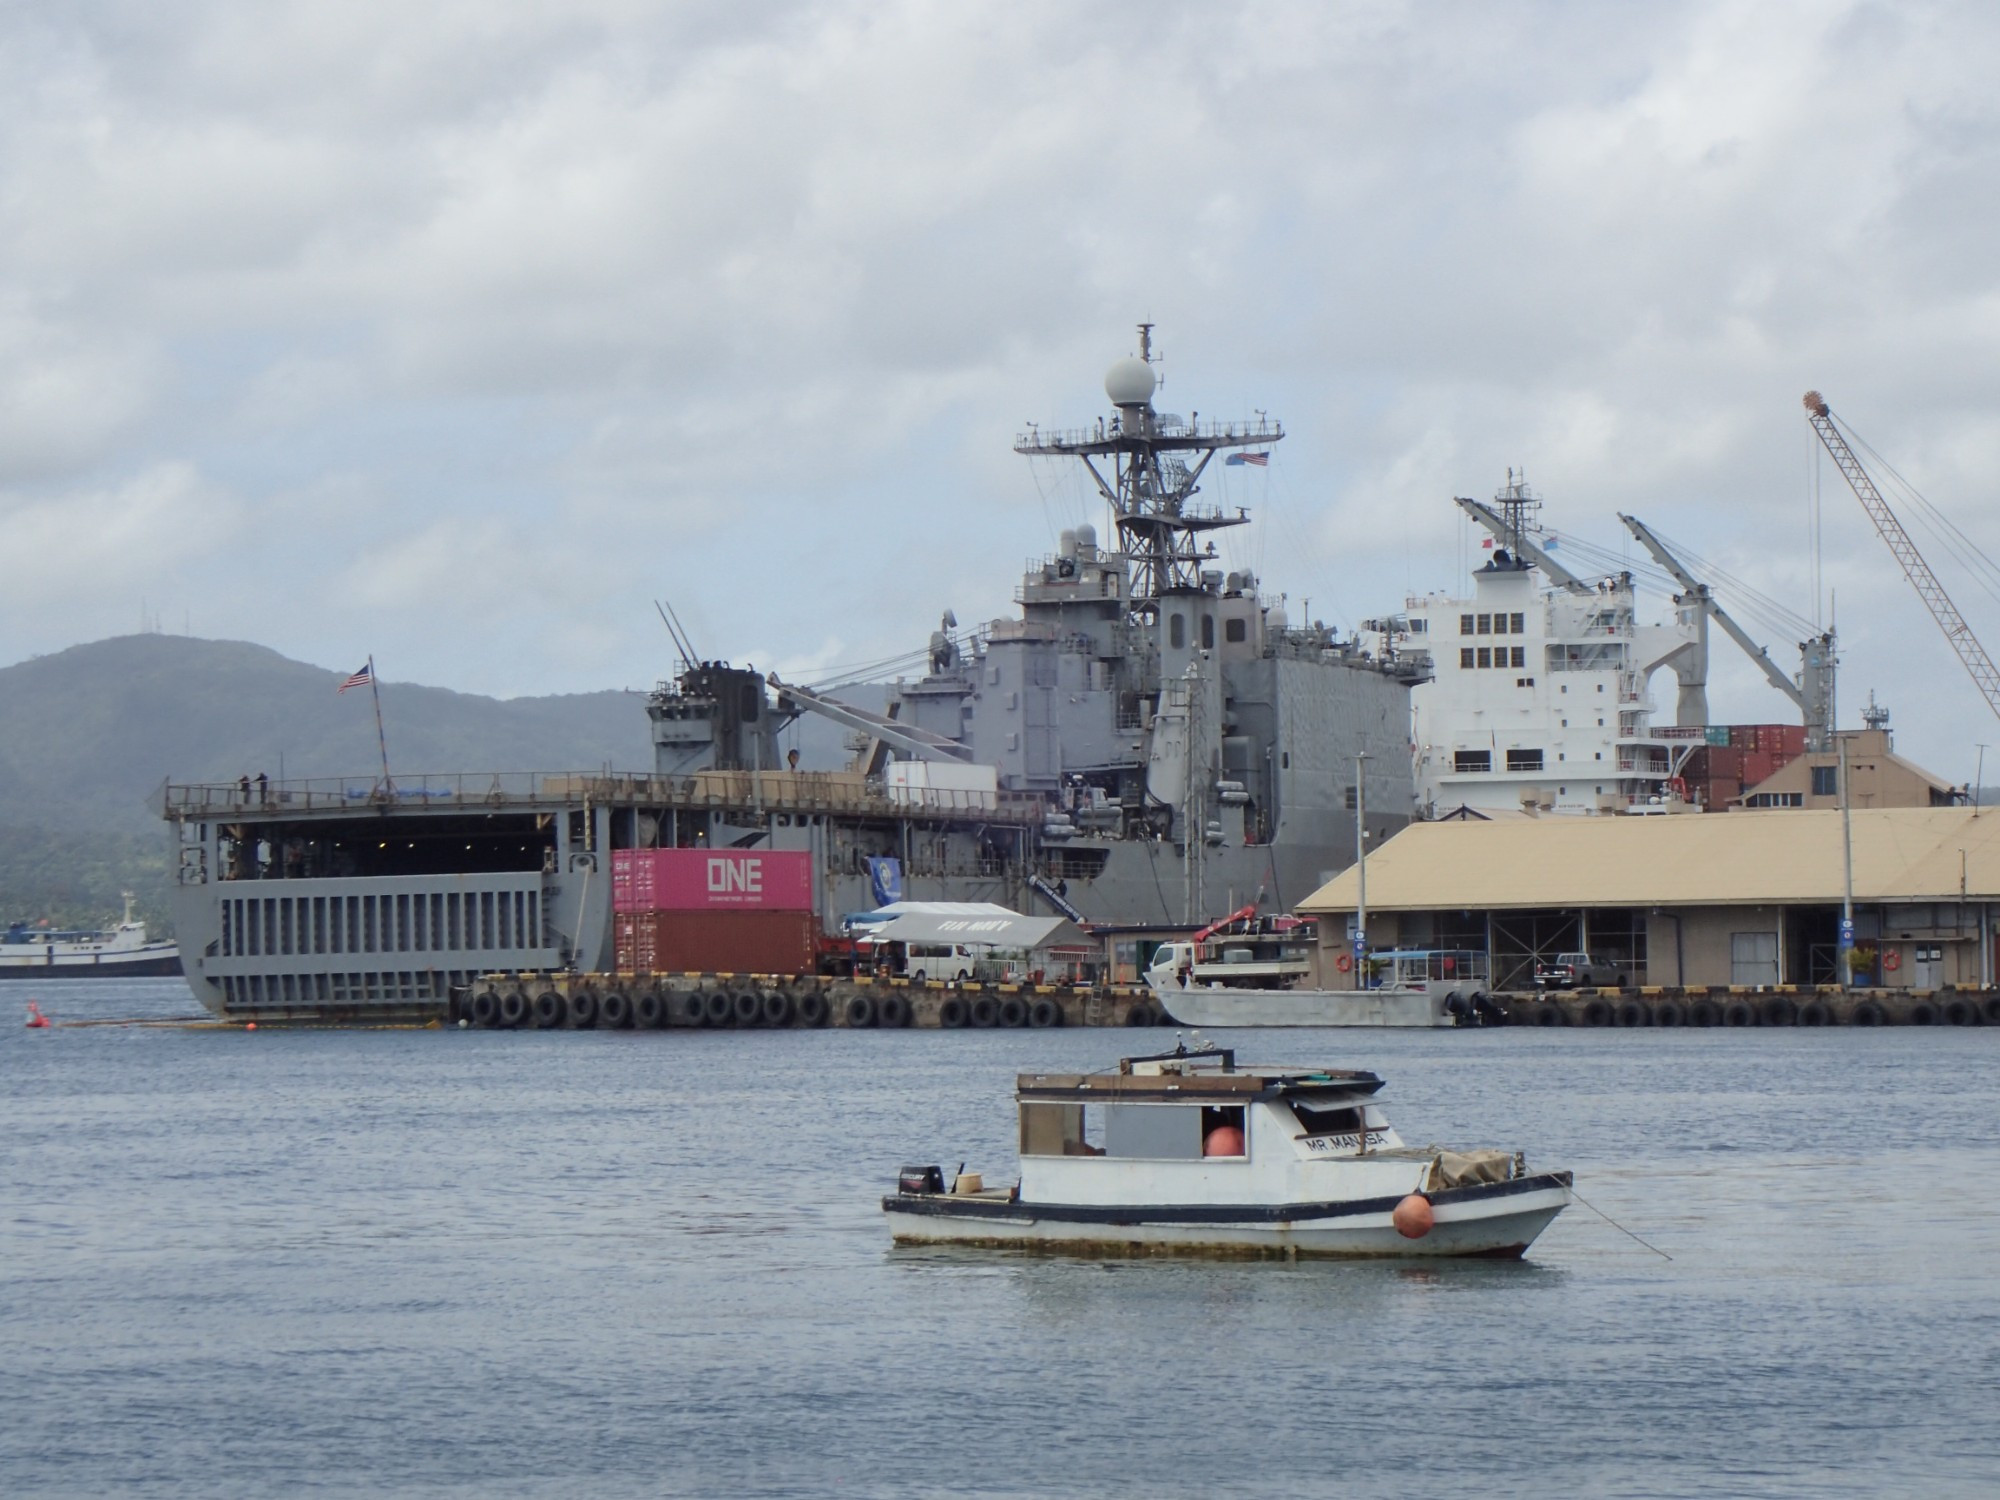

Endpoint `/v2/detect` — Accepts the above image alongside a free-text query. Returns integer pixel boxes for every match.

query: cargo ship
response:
[160,329,1429,1020]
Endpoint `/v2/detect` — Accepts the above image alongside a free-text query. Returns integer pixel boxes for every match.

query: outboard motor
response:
[898,1165,945,1195]
[1472,991,1508,1027]
[1443,991,1471,1026]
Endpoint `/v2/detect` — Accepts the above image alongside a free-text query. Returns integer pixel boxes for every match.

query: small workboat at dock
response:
[1146,944,1498,1028]
[883,1045,1571,1258]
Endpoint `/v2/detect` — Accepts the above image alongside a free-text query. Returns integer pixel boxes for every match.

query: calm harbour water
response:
[3,979,1998,1498]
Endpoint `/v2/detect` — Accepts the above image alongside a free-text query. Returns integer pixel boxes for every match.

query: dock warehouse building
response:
[1298,807,2000,991]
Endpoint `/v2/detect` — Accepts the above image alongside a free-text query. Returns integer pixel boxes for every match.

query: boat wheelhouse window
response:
[1103,1104,1204,1159]
[1201,615,1215,650]
[1225,617,1247,643]
[1020,1102,1093,1156]
[1453,750,1491,773]
[1507,749,1544,771]
[1290,1101,1364,1137]
[1170,613,1186,649]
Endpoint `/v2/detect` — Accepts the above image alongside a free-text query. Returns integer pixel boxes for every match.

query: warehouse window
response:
[1477,648,1491,668]
[1511,647,1526,668]
[1476,614,1492,634]
[1811,765,1838,796]
[1510,613,1525,633]
[1460,648,1475,669]
[1460,614,1475,635]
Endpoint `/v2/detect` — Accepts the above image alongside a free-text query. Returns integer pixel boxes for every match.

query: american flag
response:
[1225,451,1269,467]
[338,662,373,694]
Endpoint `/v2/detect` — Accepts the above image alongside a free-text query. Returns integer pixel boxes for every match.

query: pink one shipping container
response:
[612,849,813,913]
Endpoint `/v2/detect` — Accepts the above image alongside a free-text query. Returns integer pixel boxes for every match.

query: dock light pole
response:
[1354,752,1368,989]
[1839,734,1855,990]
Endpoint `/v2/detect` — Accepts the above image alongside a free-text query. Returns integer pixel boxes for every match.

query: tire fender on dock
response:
[844,994,877,1029]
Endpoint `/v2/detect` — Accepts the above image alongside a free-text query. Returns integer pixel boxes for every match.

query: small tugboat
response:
[883,1045,1571,1258]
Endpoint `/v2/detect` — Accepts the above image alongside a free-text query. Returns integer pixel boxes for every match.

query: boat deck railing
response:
[161,770,1047,824]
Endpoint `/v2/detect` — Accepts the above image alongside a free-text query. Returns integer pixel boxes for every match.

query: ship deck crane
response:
[1618,513,1835,751]
[1804,391,2000,726]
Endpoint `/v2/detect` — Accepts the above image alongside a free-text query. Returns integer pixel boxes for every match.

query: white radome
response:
[1104,356,1157,407]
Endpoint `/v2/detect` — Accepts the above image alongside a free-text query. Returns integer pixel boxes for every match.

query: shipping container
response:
[612,848,813,913]
[614,909,817,976]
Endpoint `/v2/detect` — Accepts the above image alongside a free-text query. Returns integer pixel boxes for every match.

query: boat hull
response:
[0,946,183,978]
[1155,984,1450,1028]
[883,1171,1572,1258]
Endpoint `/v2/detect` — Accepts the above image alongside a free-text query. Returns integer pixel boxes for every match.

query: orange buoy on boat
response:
[1202,1124,1246,1157]
[1392,1193,1434,1239]
[25,1001,50,1029]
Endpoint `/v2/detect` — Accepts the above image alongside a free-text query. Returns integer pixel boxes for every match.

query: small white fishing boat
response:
[883,1045,1571,1258]
[1146,944,1498,1028]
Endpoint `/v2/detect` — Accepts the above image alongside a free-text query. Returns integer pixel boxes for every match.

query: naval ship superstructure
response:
[161,330,1426,1019]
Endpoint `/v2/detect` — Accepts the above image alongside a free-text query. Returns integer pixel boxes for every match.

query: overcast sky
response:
[6,1,2000,777]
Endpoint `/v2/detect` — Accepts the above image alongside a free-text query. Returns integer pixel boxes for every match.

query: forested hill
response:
[0,634,655,929]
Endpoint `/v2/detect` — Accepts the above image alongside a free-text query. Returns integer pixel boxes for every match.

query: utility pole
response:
[1839,734,1855,989]
[1354,751,1369,988]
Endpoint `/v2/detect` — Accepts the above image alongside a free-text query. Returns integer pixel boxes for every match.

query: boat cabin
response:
[1361,948,1488,991]
[1011,1046,1437,1208]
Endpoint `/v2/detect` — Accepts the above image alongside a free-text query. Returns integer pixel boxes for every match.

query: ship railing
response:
[1014,416,1283,451]
[162,771,1047,824]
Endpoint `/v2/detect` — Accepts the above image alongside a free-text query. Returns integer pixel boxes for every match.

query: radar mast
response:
[1015,325,1282,613]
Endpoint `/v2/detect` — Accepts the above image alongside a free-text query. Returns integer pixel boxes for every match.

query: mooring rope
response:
[1569,1184,1674,1261]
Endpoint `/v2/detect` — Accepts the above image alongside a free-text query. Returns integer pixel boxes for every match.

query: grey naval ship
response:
[162,329,1427,1019]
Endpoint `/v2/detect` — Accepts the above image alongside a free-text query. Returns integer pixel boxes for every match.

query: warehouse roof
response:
[1300,807,2000,912]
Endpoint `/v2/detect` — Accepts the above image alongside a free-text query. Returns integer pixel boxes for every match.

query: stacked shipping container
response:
[1682,725,1810,808]
[612,849,817,975]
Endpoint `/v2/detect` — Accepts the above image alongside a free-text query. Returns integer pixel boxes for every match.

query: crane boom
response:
[1616,516,1832,752]
[1803,392,2000,725]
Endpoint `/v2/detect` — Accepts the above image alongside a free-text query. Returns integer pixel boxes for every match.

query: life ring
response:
[1336,953,1353,973]
[1883,950,1901,972]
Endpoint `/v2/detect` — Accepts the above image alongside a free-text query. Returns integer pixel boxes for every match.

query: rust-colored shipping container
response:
[614,910,817,976]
